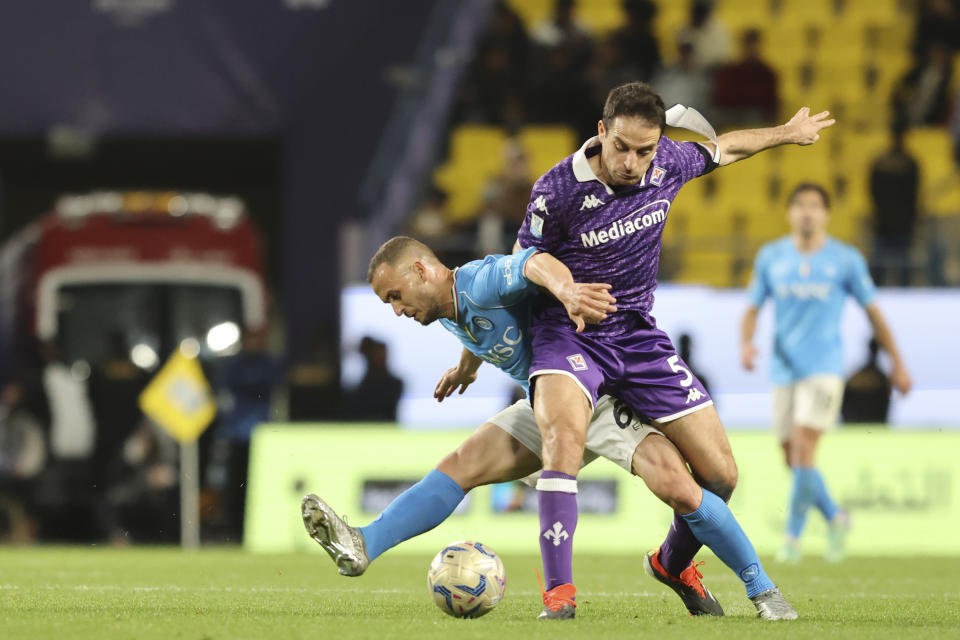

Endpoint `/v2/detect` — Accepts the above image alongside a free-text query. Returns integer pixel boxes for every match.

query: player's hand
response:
[434,366,478,402]
[890,362,912,395]
[785,107,836,145]
[557,282,617,332]
[741,342,758,370]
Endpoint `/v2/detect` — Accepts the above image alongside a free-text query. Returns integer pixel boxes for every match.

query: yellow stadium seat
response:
[575,0,629,35]
[505,0,553,33]
[905,128,960,217]
[433,125,508,220]
[674,248,736,287]
[517,126,578,182]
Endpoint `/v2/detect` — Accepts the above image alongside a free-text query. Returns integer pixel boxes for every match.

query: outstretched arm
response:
[523,251,617,332]
[434,348,483,402]
[864,303,912,394]
[703,107,836,167]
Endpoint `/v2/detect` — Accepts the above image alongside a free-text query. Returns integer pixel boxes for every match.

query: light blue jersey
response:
[747,236,876,384]
[439,247,540,392]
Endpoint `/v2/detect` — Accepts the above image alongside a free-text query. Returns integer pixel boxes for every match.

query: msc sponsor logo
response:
[580,201,669,248]
[477,326,523,365]
[775,282,832,300]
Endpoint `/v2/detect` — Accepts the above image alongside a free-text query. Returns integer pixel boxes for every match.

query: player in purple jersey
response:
[516,82,833,619]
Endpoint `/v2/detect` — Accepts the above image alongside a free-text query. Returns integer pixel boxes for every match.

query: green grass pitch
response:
[1,547,957,639]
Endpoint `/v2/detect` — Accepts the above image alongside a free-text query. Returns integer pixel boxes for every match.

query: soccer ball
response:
[427,540,506,618]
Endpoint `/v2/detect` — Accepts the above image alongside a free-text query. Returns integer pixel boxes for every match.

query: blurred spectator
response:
[711,28,779,127]
[530,0,593,67]
[676,0,731,70]
[104,420,179,543]
[892,42,954,127]
[34,342,115,541]
[287,324,340,421]
[651,36,711,112]
[454,1,529,126]
[88,330,148,493]
[607,0,661,83]
[528,36,596,134]
[0,381,45,542]
[952,86,960,166]
[471,138,534,255]
[912,0,960,56]
[587,37,640,114]
[408,187,453,241]
[869,123,920,286]
[342,337,403,422]
[841,339,891,423]
[209,326,283,540]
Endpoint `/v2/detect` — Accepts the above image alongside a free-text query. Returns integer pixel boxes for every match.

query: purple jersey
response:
[517,135,715,336]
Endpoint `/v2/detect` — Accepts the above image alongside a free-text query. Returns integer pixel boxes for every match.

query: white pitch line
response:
[0,584,956,600]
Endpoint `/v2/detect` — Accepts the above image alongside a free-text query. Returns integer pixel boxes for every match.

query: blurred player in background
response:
[303,236,792,620]
[740,183,912,562]
[515,81,833,620]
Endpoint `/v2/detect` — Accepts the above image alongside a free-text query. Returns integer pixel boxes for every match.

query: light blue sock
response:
[808,467,838,522]
[787,467,815,538]
[681,489,776,598]
[359,469,465,561]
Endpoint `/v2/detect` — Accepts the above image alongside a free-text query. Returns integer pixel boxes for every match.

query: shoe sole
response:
[301,494,353,573]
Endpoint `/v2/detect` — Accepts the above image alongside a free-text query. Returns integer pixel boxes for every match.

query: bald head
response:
[368,236,454,326]
[367,236,437,283]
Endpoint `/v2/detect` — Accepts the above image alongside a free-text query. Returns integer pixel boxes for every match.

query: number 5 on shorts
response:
[667,355,693,388]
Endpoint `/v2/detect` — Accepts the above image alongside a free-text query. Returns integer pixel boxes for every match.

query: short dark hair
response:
[602,81,666,131]
[366,235,433,283]
[788,182,831,209]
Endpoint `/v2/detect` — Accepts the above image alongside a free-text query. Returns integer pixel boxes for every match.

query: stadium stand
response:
[426,0,957,286]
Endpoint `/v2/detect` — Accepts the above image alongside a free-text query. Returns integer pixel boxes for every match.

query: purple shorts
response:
[528,320,713,424]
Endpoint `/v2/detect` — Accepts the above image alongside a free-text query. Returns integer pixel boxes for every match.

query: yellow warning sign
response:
[139,349,216,444]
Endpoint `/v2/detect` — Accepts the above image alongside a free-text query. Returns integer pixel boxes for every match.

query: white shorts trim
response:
[772,375,844,442]
[486,396,663,476]
[529,368,595,411]
[651,400,714,424]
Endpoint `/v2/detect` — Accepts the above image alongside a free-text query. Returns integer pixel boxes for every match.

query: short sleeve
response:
[517,186,564,252]
[845,248,877,307]
[468,247,539,307]
[663,138,716,184]
[746,246,771,306]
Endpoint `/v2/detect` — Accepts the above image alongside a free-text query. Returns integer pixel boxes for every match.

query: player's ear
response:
[597,119,605,138]
[411,260,426,281]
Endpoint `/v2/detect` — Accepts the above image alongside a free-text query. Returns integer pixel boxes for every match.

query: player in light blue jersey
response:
[303,236,794,620]
[741,183,912,562]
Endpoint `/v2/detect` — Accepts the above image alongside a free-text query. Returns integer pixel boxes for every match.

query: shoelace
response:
[678,561,707,598]
[535,570,577,610]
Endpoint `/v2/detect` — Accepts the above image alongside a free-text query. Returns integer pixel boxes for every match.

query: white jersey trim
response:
[529,368,595,412]
[651,400,714,424]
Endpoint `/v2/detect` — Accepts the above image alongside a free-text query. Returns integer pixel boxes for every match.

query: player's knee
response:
[540,428,585,473]
[435,449,481,492]
[702,465,737,502]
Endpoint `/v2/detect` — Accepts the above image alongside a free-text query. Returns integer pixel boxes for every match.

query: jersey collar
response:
[572,136,654,195]
[450,267,460,324]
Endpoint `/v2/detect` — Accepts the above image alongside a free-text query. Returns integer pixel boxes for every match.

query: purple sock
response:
[659,513,704,576]
[536,470,578,590]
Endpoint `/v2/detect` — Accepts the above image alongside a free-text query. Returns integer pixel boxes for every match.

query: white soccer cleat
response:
[301,493,370,577]
[826,509,851,563]
[751,587,799,620]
